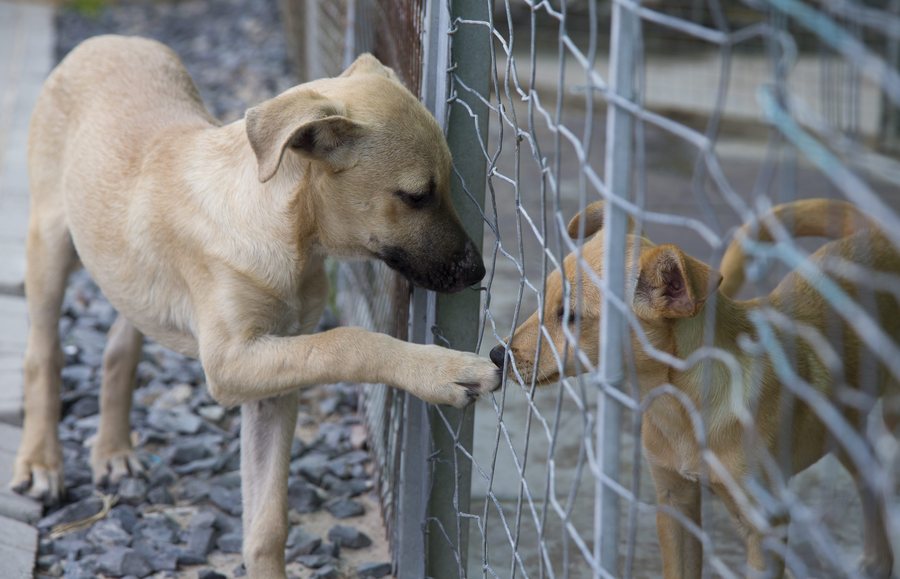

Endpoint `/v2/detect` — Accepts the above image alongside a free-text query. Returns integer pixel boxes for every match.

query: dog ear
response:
[566,201,635,241]
[245,90,365,183]
[340,53,401,82]
[634,245,722,319]
[567,201,606,240]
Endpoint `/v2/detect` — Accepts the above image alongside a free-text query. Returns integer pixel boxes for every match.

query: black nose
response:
[462,240,486,286]
[489,345,506,368]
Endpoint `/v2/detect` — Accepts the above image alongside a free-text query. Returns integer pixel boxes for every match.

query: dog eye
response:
[394,190,433,209]
[557,307,576,324]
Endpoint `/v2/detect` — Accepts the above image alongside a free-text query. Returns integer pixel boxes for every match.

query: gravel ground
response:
[34,1,392,578]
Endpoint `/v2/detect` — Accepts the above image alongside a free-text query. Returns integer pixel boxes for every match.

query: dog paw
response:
[10,460,64,505]
[413,346,502,408]
[91,448,144,488]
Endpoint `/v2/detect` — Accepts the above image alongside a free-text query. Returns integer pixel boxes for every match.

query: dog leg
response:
[836,452,894,578]
[198,325,500,408]
[91,315,144,486]
[240,392,298,579]
[11,215,77,503]
[713,483,786,579]
[650,464,702,579]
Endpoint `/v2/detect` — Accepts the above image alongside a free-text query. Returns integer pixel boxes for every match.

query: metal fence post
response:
[421,0,492,576]
[595,0,638,575]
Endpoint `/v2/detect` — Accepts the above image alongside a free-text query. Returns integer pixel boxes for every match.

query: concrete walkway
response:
[0,0,56,576]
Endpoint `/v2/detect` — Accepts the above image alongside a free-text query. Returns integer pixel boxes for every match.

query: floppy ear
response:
[340,53,401,82]
[634,245,722,319]
[245,90,364,183]
[567,201,606,240]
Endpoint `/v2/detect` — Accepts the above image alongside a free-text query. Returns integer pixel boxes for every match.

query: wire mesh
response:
[425,0,900,577]
[296,0,900,575]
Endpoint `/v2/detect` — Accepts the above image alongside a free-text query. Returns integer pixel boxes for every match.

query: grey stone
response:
[187,523,217,556]
[178,477,211,502]
[118,477,148,505]
[209,486,242,516]
[147,407,202,434]
[312,565,338,579]
[63,553,99,579]
[285,526,321,558]
[174,456,219,475]
[61,365,93,388]
[357,562,393,578]
[39,497,103,529]
[292,451,330,484]
[315,541,340,558]
[171,440,213,465]
[147,485,175,505]
[133,516,178,546]
[148,464,177,488]
[297,552,333,569]
[197,405,225,422]
[96,547,152,577]
[86,519,131,547]
[288,478,322,513]
[109,505,138,533]
[132,540,179,572]
[211,469,241,489]
[69,395,99,417]
[325,497,365,519]
[290,437,306,459]
[175,548,207,566]
[52,538,92,558]
[189,510,218,529]
[216,532,242,553]
[327,524,372,549]
[321,473,370,497]
[198,571,227,579]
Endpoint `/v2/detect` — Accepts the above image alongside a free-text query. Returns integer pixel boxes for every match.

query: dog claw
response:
[92,451,145,488]
[10,466,65,505]
[456,381,481,405]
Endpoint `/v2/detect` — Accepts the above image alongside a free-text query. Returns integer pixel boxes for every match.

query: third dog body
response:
[492,199,899,578]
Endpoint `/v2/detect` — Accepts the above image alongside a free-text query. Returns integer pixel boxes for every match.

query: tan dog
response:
[15,35,500,578]
[490,199,899,578]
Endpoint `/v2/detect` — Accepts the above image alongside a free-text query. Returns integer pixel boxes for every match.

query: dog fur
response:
[16,35,501,578]
[491,198,899,578]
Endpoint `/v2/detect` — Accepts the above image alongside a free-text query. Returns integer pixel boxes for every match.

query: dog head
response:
[489,201,721,384]
[244,54,484,293]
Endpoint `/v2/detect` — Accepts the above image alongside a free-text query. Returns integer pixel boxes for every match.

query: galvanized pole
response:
[594,0,638,575]
[425,0,491,576]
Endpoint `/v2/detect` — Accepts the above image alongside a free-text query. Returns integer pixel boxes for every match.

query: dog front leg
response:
[199,326,500,408]
[240,392,298,579]
[650,464,702,579]
[713,482,786,579]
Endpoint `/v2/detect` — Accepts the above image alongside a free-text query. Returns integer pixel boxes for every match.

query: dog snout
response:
[461,240,486,286]
[489,344,506,368]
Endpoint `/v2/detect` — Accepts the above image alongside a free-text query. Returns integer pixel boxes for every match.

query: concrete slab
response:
[0,0,54,293]
[0,295,27,426]
[0,423,40,524]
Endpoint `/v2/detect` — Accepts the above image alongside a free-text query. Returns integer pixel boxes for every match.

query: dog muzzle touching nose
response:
[489,344,506,368]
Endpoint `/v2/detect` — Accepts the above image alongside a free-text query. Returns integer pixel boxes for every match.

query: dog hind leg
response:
[91,315,144,485]
[837,451,894,579]
[11,211,77,503]
[240,392,298,579]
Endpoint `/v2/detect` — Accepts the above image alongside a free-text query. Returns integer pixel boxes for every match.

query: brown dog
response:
[490,199,899,578]
[16,35,500,578]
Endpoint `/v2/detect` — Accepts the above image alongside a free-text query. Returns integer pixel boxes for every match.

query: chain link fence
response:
[284,0,900,576]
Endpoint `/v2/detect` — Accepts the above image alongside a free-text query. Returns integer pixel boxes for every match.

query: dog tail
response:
[719,199,875,298]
